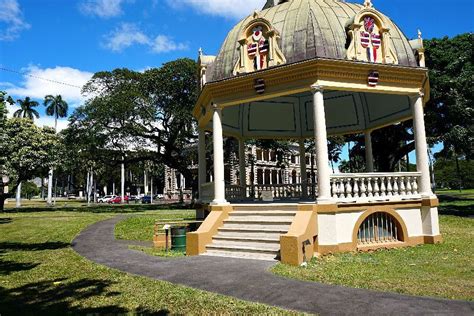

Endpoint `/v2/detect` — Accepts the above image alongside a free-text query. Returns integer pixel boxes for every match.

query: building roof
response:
[206,0,418,82]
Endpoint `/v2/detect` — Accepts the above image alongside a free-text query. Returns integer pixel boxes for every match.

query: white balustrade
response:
[330,172,421,202]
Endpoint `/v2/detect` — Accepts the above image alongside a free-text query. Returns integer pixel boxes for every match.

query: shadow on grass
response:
[0,278,170,315]
[437,194,474,217]
[0,241,70,252]
[0,259,39,276]
[0,217,12,224]
[2,202,194,214]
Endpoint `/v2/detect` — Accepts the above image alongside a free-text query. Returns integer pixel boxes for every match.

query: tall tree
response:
[13,97,40,120]
[44,94,69,131]
[43,94,69,205]
[0,118,61,210]
[70,59,199,195]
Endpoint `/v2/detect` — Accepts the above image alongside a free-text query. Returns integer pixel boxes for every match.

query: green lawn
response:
[115,211,195,241]
[0,209,299,315]
[272,193,474,301]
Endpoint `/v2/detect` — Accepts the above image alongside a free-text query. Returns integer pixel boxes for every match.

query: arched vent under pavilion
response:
[357,212,402,245]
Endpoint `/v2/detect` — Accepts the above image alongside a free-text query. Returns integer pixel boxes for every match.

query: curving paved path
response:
[72,216,473,315]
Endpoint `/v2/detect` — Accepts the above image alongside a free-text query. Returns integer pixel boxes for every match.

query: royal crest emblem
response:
[360,16,380,62]
[247,26,270,70]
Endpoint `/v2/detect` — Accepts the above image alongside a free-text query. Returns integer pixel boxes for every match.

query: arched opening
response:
[357,212,402,245]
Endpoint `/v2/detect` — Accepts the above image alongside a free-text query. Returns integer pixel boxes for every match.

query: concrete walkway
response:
[72,216,473,315]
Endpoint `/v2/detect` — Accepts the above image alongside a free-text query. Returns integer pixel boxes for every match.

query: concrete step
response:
[221,223,291,230]
[206,242,279,254]
[213,235,280,244]
[224,217,293,224]
[218,226,289,234]
[230,210,297,216]
[216,230,283,239]
[232,204,298,212]
[202,250,278,261]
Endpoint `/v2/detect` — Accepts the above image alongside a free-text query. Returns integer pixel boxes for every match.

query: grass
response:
[272,193,474,301]
[115,211,195,241]
[129,245,186,258]
[0,209,299,315]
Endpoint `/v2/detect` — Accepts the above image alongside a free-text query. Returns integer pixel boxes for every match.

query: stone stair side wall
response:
[186,205,233,255]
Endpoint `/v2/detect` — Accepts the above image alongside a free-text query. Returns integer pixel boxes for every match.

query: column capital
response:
[411,89,425,98]
[211,102,224,110]
[310,84,324,93]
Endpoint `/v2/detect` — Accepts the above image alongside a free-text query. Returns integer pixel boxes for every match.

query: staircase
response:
[202,204,297,261]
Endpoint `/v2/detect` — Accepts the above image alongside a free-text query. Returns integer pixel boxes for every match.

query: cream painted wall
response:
[421,206,440,236]
[396,208,423,237]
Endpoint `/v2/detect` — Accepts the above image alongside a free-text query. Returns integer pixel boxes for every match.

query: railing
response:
[200,182,214,203]
[330,172,421,202]
[225,185,246,201]
[251,183,303,200]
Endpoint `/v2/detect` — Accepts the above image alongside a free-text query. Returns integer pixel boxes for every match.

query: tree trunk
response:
[16,182,21,208]
[455,155,463,192]
[47,169,53,205]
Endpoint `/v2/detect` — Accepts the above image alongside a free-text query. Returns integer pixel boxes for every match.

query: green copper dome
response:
[206,0,418,82]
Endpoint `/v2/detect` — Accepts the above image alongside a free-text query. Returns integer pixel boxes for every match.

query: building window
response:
[357,212,402,245]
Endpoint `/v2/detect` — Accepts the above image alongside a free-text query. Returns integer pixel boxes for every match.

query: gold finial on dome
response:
[364,0,373,8]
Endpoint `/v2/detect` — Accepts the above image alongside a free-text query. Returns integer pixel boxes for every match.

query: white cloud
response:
[169,0,266,19]
[1,65,93,106]
[0,0,30,40]
[103,23,188,53]
[151,35,188,53]
[103,23,150,52]
[79,0,131,18]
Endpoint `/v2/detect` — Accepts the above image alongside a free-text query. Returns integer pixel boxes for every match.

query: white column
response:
[238,138,247,188]
[47,169,53,205]
[299,139,308,198]
[16,182,21,208]
[312,85,332,202]
[412,91,432,197]
[198,128,207,201]
[150,177,154,204]
[112,182,115,195]
[144,170,148,195]
[121,157,125,204]
[211,104,228,204]
[364,130,374,172]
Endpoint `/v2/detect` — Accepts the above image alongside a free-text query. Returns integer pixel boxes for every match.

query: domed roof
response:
[206,0,418,82]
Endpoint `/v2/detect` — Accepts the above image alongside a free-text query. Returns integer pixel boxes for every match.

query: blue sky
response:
[0,0,472,159]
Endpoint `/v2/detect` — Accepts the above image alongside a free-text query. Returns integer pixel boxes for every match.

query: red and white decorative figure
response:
[248,26,269,70]
[360,17,381,62]
[368,70,379,87]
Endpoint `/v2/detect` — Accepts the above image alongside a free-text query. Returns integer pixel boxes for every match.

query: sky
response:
[0,0,473,158]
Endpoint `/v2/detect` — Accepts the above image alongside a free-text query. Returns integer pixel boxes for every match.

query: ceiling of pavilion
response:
[206,90,412,138]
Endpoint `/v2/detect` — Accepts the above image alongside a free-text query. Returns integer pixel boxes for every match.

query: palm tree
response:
[43,94,68,131]
[13,97,40,120]
[43,95,68,206]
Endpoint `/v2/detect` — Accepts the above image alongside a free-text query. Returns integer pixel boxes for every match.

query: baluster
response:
[367,177,373,197]
[406,176,412,195]
[412,176,419,194]
[331,179,337,198]
[360,177,367,198]
[353,177,360,198]
[400,176,406,195]
[386,176,393,196]
[380,177,386,197]
[373,177,380,197]
[393,176,399,197]
[345,178,353,198]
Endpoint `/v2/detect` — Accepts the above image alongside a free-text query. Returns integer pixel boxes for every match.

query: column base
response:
[210,199,230,206]
[315,197,334,205]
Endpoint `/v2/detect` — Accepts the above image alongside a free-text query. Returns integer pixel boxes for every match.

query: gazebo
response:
[187,0,441,265]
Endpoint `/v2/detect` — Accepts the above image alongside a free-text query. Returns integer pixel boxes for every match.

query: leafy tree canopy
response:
[68,58,199,188]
